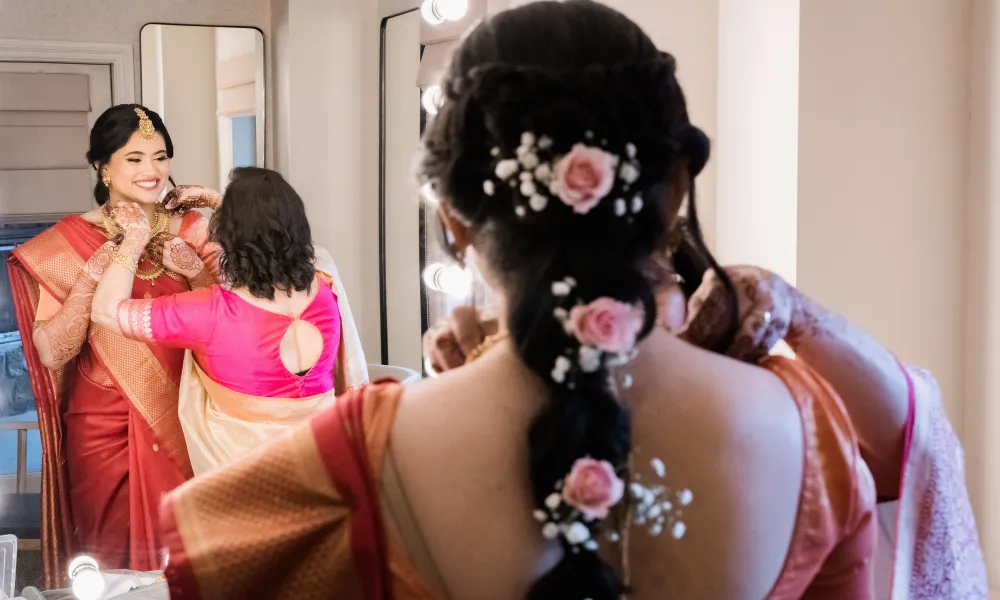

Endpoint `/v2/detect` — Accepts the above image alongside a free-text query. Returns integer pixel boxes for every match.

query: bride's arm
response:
[785,289,909,496]
[32,242,116,369]
[682,266,910,498]
[91,214,149,335]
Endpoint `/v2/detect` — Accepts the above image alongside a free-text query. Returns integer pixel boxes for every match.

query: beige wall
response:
[158,27,220,188]
[600,0,719,251]
[0,0,273,168]
[797,0,969,422]
[967,0,1000,586]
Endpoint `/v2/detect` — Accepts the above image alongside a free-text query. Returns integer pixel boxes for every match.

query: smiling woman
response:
[5,104,217,586]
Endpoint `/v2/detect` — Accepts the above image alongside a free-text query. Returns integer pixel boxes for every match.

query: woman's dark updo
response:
[86,104,174,205]
[210,167,316,300]
[417,2,738,599]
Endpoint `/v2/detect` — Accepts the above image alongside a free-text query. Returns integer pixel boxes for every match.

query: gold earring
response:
[101,168,111,188]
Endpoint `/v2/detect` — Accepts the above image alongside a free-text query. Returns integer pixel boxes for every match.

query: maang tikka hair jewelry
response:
[134,107,156,142]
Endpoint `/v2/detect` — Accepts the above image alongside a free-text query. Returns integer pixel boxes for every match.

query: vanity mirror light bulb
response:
[435,0,469,21]
[421,85,443,116]
[420,181,439,205]
[423,262,472,299]
[68,556,105,600]
[421,0,469,24]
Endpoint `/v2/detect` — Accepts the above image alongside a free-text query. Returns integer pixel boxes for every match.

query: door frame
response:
[0,38,135,104]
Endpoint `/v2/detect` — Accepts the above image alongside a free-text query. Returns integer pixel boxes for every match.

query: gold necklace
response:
[464,331,511,364]
[101,203,171,281]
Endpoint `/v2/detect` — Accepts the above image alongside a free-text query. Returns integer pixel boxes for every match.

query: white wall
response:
[269,0,382,358]
[716,0,799,283]
[0,0,273,168]
[158,27,220,188]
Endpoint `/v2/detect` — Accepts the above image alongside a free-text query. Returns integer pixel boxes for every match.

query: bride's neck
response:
[108,194,157,222]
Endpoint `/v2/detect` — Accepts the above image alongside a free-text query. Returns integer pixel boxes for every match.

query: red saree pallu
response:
[9,215,193,586]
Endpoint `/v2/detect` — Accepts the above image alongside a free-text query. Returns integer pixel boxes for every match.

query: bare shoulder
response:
[79,207,103,224]
[394,345,546,439]
[626,339,807,596]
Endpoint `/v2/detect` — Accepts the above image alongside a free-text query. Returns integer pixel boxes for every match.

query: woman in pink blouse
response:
[91,167,366,475]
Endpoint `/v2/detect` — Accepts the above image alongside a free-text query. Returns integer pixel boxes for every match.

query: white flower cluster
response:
[629,457,693,539]
[532,482,602,554]
[549,276,636,387]
[486,132,556,217]
[484,131,645,220]
[611,141,644,219]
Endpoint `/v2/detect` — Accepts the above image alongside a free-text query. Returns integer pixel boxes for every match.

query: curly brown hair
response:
[210,167,316,300]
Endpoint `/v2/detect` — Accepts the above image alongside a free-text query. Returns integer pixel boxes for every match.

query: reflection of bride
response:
[7,104,206,581]
[91,167,367,477]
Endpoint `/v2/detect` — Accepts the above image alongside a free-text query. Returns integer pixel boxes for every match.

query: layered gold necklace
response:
[100,203,172,281]
[464,331,511,364]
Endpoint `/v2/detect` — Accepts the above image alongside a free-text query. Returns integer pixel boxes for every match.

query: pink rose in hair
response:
[562,458,625,520]
[568,297,643,353]
[551,144,616,214]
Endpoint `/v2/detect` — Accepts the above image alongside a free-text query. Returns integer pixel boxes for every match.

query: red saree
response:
[8,215,193,587]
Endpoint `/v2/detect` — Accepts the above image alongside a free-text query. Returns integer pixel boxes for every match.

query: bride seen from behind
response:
[155,2,898,598]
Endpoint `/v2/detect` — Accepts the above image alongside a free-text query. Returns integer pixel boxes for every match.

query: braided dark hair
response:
[418,2,737,598]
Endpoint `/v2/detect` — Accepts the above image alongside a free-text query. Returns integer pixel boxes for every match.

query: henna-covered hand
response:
[162,185,223,214]
[82,241,118,283]
[34,269,101,367]
[111,202,152,250]
[421,306,500,373]
[680,266,796,362]
[162,237,205,279]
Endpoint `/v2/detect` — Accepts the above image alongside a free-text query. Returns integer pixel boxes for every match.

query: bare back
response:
[389,329,807,599]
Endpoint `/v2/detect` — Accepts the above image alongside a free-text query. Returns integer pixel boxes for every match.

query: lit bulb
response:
[420,0,444,25]
[420,181,439,205]
[422,262,471,299]
[420,0,469,25]
[436,0,469,21]
[421,85,443,116]
[69,556,105,600]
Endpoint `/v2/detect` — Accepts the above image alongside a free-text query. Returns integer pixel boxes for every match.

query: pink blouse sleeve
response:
[116,287,218,349]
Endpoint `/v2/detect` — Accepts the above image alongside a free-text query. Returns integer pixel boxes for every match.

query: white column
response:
[715,0,800,282]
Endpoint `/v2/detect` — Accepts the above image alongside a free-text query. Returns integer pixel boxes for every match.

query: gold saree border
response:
[192,361,333,424]
[90,325,193,477]
[7,256,73,589]
[14,226,84,301]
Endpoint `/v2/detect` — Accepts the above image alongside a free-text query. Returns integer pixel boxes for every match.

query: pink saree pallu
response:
[875,364,989,599]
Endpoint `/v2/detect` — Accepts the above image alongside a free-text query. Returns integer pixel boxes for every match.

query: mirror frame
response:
[378,7,421,365]
[138,22,267,170]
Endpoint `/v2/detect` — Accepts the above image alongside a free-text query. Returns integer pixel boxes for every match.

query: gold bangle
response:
[111,250,139,274]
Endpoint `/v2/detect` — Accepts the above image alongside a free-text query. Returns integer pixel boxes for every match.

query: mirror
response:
[380,9,424,371]
[139,24,265,190]
[379,8,492,374]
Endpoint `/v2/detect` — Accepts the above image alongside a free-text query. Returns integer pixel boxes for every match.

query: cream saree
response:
[176,245,369,476]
